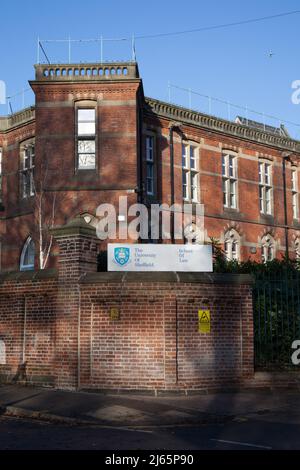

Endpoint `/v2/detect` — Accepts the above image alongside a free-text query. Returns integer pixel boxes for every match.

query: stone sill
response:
[0,269,58,283]
[81,271,254,285]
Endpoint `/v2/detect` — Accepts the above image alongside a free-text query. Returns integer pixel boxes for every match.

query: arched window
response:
[261,234,275,263]
[20,237,35,271]
[224,229,240,260]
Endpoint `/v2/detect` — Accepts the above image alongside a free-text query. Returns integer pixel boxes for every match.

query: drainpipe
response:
[77,285,81,390]
[169,126,175,244]
[282,153,291,260]
[22,297,27,364]
[169,123,182,244]
[137,93,144,205]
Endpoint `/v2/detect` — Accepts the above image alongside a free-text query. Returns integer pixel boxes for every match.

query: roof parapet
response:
[0,106,35,132]
[145,97,300,154]
[34,62,139,81]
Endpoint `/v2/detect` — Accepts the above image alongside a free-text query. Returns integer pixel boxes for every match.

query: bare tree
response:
[33,182,56,270]
[31,145,57,270]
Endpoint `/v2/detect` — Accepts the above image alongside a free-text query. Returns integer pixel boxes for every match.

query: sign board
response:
[110,308,120,321]
[198,310,211,334]
[108,244,213,272]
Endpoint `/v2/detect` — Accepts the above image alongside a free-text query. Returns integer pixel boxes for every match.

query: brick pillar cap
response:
[50,216,97,239]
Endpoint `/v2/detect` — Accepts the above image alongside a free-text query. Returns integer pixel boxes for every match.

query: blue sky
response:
[1,0,300,137]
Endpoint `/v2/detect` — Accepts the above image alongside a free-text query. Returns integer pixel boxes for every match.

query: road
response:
[0,414,299,450]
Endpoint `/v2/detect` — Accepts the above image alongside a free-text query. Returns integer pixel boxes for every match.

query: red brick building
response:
[0,61,300,272]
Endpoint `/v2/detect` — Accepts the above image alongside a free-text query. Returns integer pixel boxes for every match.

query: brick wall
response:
[79,274,253,390]
[0,273,57,385]
[0,218,254,391]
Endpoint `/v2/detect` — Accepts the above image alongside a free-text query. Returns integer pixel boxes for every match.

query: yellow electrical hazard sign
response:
[110,308,120,321]
[198,309,211,333]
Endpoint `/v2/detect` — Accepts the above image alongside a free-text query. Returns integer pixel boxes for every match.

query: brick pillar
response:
[51,217,99,389]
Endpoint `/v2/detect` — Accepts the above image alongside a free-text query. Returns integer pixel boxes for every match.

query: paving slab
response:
[0,384,299,428]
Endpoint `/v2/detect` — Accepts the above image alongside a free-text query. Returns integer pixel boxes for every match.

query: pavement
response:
[1,383,300,428]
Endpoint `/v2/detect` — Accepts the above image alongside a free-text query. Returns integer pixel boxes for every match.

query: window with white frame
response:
[294,238,300,260]
[224,229,240,260]
[77,107,96,170]
[20,237,35,271]
[21,141,35,198]
[182,144,199,202]
[291,169,299,220]
[259,162,272,215]
[222,153,237,209]
[261,234,275,262]
[146,135,155,195]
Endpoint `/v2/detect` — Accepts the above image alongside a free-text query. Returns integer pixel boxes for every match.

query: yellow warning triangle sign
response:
[200,312,210,322]
[198,310,210,333]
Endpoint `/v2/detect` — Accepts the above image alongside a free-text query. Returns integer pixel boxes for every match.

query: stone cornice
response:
[30,87,139,99]
[144,97,300,154]
[50,216,98,239]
